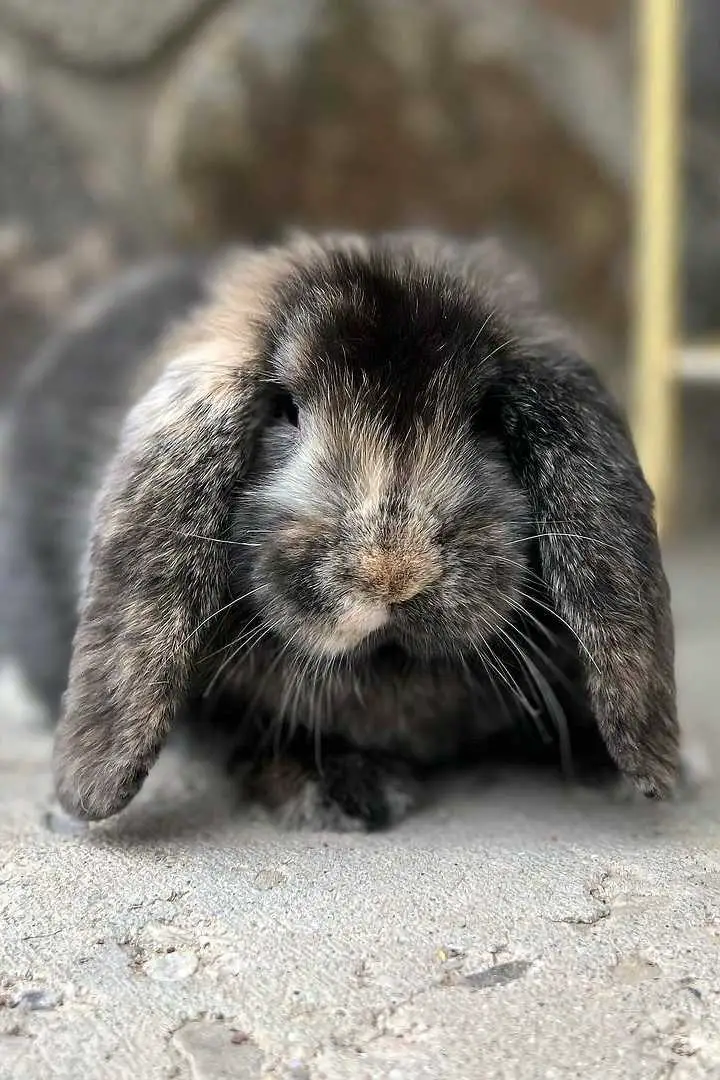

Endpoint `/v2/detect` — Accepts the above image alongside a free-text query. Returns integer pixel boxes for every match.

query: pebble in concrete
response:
[143,950,198,982]
[172,1020,263,1080]
[253,868,287,890]
[11,987,64,1010]
[463,960,532,989]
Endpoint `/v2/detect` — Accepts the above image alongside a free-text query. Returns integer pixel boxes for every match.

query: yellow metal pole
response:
[632,0,682,537]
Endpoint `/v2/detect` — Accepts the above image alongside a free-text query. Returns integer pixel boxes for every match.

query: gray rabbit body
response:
[0,233,678,830]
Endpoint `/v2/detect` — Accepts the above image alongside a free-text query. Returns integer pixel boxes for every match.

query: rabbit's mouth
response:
[362,632,444,669]
[367,641,410,665]
[364,640,470,676]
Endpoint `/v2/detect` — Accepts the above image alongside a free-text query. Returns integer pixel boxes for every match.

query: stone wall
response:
[0,0,717,524]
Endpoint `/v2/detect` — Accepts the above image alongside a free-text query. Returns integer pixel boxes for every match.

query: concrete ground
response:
[1,541,719,1080]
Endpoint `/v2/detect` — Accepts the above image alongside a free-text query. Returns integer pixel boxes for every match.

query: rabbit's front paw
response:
[245,752,418,832]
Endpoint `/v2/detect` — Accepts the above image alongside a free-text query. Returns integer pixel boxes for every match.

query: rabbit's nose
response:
[356,545,441,603]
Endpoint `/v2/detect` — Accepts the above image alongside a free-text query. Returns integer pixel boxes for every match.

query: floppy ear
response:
[52,340,264,820]
[492,347,679,797]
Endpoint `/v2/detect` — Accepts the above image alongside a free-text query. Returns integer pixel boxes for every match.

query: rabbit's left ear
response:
[52,337,267,821]
[490,346,679,797]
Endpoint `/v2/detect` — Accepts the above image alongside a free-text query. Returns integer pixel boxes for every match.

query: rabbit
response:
[0,231,678,831]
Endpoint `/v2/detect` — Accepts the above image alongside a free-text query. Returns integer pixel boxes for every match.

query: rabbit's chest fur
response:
[207,642,515,764]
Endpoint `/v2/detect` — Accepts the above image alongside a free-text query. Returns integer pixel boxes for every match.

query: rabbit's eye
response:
[272,390,300,429]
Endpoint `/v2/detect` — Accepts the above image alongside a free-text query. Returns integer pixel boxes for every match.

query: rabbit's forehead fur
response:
[206,237,536,659]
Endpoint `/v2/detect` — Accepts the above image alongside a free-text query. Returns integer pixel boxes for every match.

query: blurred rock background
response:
[0,0,717,529]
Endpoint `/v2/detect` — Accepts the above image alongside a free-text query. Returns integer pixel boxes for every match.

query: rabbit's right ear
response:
[52,252,286,821]
[488,344,679,798]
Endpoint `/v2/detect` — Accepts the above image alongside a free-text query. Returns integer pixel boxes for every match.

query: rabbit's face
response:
[234,255,531,663]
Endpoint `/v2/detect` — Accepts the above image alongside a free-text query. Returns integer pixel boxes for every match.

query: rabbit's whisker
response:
[203,617,283,701]
[173,530,261,547]
[511,589,600,674]
[485,604,574,773]
[182,584,268,645]
[482,337,516,364]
